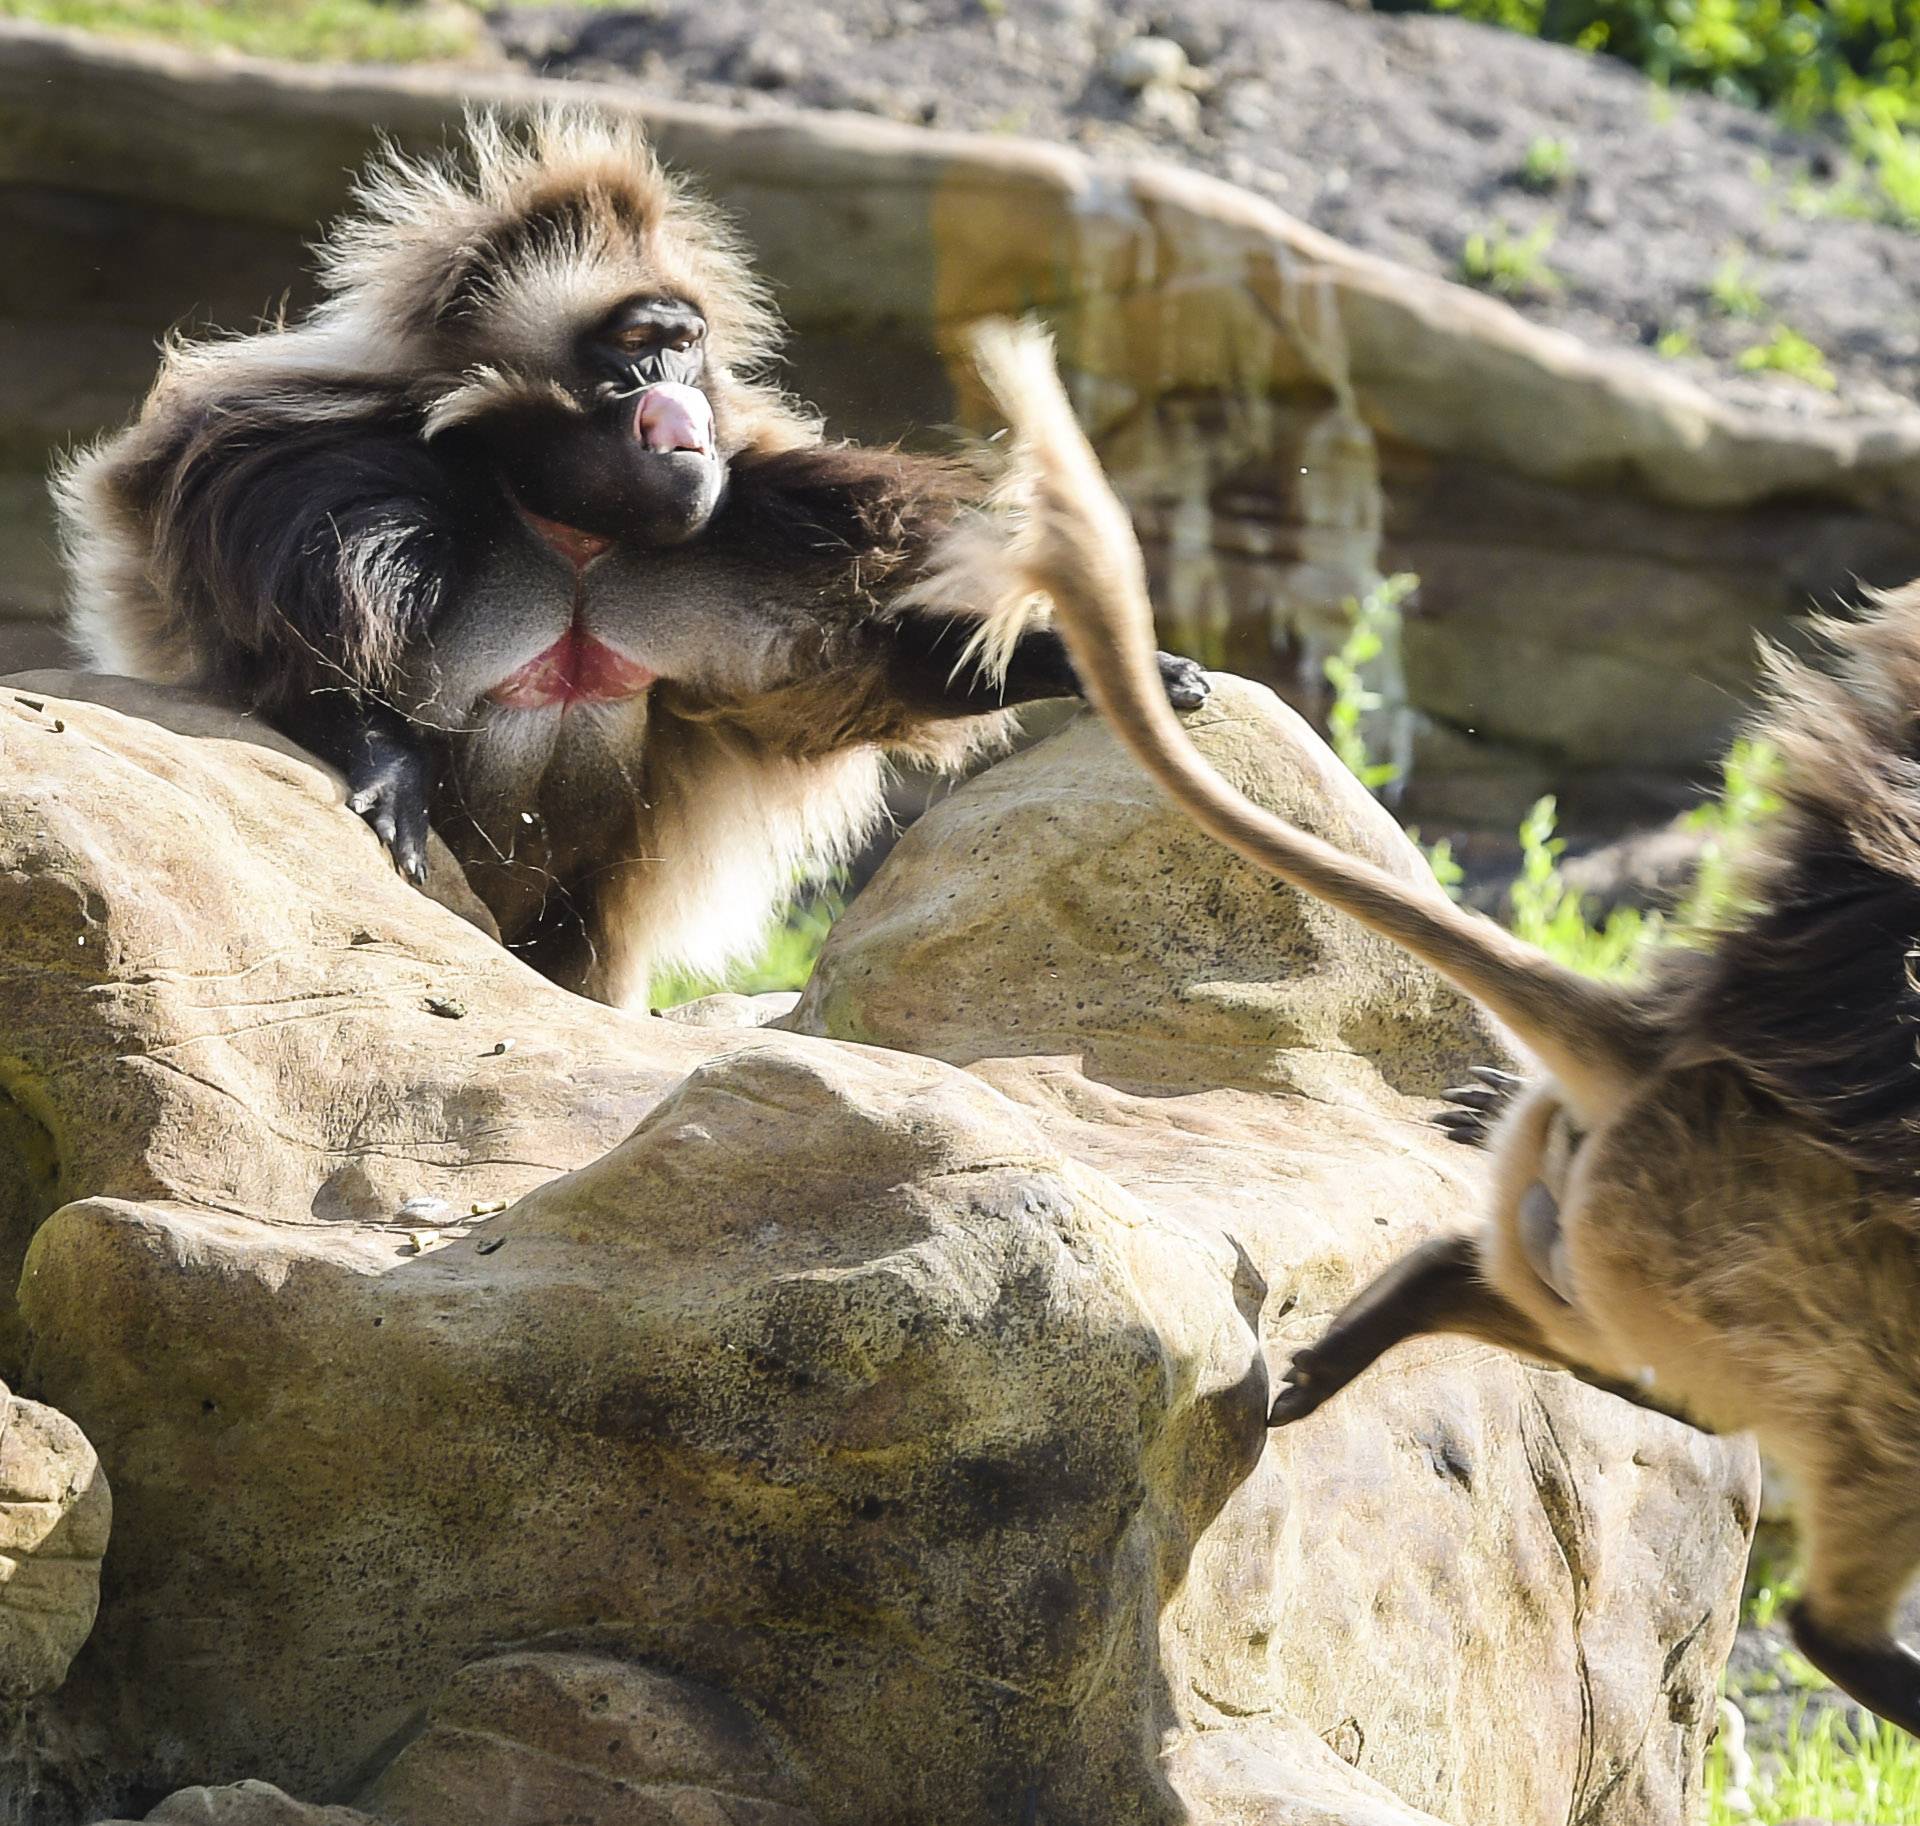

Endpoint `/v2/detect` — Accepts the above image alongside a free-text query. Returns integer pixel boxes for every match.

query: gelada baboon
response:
[56,111,1206,1006]
[925,318,1920,1737]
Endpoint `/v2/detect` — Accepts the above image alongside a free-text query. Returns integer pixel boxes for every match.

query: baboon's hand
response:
[1432,1065,1527,1147]
[346,738,432,885]
[1268,1346,1336,1427]
[1157,651,1210,712]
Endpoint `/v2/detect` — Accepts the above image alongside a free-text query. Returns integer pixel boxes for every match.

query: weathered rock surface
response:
[102,1784,378,1826]
[0,670,1756,1826]
[0,1381,107,1705]
[4,23,1920,837]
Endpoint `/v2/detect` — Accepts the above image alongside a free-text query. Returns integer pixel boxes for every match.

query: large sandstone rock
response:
[0,1381,107,1705]
[0,670,1755,1826]
[3,22,1920,835]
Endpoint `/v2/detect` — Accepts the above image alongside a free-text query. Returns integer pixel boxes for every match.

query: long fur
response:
[56,108,813,704]
[1668,607,1920,1181]
[943,318,1920,1735]
[55,111,1025,1007]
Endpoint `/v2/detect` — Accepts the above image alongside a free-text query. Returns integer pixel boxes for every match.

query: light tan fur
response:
[935,318,1920,1733]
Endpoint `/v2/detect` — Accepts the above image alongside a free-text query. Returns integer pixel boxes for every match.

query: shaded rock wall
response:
[5,25,1920,836]
[0,671,1755,1825]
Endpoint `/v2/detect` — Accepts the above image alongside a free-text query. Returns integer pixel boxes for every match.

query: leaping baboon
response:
[921,317,1920,1737]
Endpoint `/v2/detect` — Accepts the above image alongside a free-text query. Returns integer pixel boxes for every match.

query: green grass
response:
[648,889,843,1010]
[1737,324,1838,389]
[1459,220,1563,297]
[0,0,486,61]
[1709,1697,1920,1824]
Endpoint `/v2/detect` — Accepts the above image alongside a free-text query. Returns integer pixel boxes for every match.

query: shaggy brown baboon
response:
[56,111,1206,1006]
[929,319,1920,1737]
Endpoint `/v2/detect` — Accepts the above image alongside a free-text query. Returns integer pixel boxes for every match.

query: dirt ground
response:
[494,0,1920,418]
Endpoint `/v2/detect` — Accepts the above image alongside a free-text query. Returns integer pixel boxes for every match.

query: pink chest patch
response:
[489,625,657,710]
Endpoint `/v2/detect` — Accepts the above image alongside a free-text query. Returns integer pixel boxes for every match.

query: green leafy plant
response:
[1505,795,1653,977]
[1710,252,1767,318]
[1518,134,1577,190]
[1737,324,1838,389]
[1459,220,1563,296]
[1656,325,1699,357]
[1325,573,1417,791]
[1850,93,1920,225]
[1322,572,1468,894]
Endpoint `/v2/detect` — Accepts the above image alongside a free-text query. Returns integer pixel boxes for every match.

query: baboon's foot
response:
[1431,1066,1526,1148]
[1790,1603,1920,1738]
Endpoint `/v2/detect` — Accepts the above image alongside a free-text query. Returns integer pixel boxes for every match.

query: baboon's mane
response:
[1673,586,1920,1184]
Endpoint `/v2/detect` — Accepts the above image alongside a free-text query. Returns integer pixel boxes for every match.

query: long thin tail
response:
[957,320,1659,1120]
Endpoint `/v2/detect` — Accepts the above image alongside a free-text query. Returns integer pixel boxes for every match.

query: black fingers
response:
[1268,1345,1341,1427]
[1157,651,1210,711]
[346,740,432,884]
[272,693,434,884]
[1789,1605,1920,1738]
[1432,1066,1528,1148]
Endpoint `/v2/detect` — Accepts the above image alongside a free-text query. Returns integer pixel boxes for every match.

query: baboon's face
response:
[476,292,729,550]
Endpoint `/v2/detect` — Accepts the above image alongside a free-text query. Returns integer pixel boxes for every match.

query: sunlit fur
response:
[940,319,1920,1736]
[55,112,1026,1006]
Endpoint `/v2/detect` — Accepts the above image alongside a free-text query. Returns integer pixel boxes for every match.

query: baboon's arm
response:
[274,693,433,883]
[1268,1234,1554,1426]
[1268,1232,1709,1431]
[1791,1609,1920,1736]
[886,617,1209,717]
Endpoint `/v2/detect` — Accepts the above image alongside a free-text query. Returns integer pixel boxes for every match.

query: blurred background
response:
[2,3,1919,1810]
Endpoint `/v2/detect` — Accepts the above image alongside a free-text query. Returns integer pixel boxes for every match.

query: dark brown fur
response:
[58,116,1207,1006]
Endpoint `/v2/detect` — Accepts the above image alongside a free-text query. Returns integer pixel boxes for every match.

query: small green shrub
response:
[1655,325,1699,357]
[1325,573,1417,791]
[1459,219,1563,296]
[1505,795,1653,976]
[1518,134,1577,189]
[1850,93,1920,225]
[1737,325,1838,389]
[1710,252,1767,318]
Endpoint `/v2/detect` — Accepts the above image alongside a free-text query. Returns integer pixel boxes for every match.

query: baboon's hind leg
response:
[1788,1490,1920,1737]
[1270,1232,1552,1426]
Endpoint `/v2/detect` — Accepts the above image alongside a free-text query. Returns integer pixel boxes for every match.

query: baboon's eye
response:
[604,304,707,356]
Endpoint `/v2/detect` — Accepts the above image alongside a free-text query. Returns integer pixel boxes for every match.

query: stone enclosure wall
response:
[7,23,1920,839]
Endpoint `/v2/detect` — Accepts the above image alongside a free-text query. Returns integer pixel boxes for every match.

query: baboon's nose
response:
[633,382,714,456]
